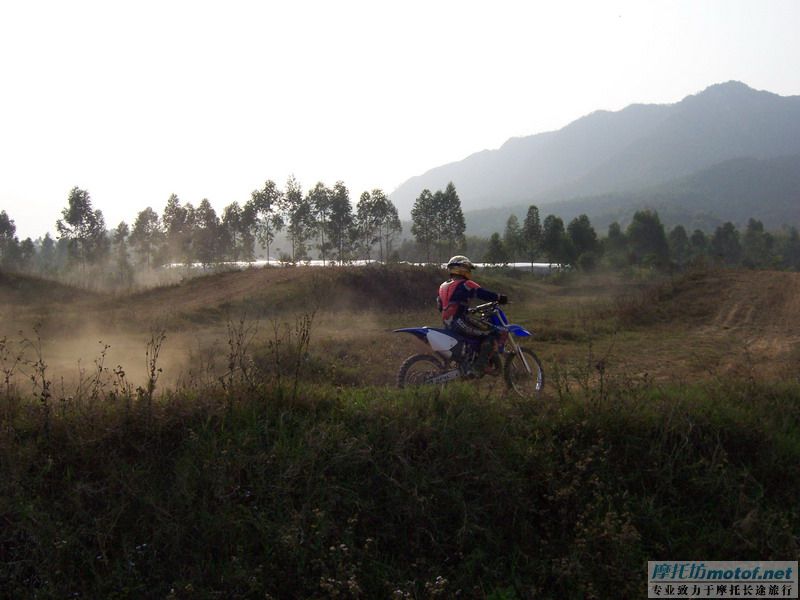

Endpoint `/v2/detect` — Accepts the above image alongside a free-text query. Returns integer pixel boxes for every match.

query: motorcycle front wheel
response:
[504,348,545,398]
[396,354,446,388]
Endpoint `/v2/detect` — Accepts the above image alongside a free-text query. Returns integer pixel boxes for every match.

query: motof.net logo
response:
[648,561,798,598]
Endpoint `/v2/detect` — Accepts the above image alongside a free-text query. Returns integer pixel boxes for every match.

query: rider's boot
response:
[469,338,493,378]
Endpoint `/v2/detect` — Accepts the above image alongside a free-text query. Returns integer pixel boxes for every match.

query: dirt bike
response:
[394,301,544,397]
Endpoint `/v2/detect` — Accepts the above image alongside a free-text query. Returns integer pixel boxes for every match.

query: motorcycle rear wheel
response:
[504,348,545,398]
[397,354,446,388]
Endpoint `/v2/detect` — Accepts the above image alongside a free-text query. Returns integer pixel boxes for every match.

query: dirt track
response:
[1,267,798,388]
[705,270,800,374]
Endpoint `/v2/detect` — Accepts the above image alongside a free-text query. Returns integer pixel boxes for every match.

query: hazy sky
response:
[2,0,799,239]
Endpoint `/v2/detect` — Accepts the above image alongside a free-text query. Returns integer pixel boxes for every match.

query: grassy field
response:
[1,265,799,598]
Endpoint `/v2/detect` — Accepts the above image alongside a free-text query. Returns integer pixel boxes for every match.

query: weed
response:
[220,315,259,403]
[138,328,166,410]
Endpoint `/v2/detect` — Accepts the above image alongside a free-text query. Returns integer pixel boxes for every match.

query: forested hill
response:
[390,82,800,219]
[463,154,800,236]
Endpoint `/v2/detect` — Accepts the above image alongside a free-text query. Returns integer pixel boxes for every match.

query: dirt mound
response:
[0,270,98,305]
[95,264,446,328]
[711,270,800,333]
[666,269,800,375]
[704,270,800,366]
[305,264,444,313]
[111,266,309,321]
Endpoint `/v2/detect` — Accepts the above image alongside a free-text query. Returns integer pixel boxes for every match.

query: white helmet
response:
[447,255,475,279]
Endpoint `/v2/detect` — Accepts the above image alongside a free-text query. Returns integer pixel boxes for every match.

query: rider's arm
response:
[465,280,504,303]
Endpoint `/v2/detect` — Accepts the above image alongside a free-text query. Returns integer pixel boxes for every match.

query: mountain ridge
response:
[390,81,800,225]
[459,153,800,237]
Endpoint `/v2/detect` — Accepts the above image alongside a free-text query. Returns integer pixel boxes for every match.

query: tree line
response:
[476,208,800,272]
[1,180,799,287]
[0,179,402,285]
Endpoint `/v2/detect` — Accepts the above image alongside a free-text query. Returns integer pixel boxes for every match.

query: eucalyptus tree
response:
[689,229,709,261]
[284,176,313,262]
[541,214,569,265]
[503,214,523,263]
[38,233,57,274]
[626,210,669,269]
[112,221,134,286]
[437,182,465,257]
[307,182,333,264]
[193,199,220,267]
[130,207,164,268]
[221,201,256,262]
[710,222,742,267]
[668,225,690,268]
[248,179,284,263]
[0,210,18,269]
[484,232,509,266]
[741,218,774,269]
[326,181,355,264]
[370,189,402,262]
[781,227,800,270]
[411,189,436,262]
[18,238,35,271]
[355,191,377,260]
[567,214,599,259]
[162,194,192,265]
[55,187,109,269]
[522,205,542,267]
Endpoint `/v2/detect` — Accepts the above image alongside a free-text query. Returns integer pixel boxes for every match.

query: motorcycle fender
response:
[508,324,532,337]
[426,329,459,356]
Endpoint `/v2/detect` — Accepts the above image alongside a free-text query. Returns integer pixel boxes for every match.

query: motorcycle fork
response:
[506,334,532,374]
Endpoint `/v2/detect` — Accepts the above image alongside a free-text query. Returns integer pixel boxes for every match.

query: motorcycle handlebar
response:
[468,301,498,313]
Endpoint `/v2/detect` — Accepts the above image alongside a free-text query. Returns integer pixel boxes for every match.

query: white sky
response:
[2,0,799,239]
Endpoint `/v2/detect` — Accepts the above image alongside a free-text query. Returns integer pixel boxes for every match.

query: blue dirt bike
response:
[394,301,544,397]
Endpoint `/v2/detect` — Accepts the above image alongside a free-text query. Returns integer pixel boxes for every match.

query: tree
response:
[284,176,313,263]
[249,180,284,263]
[130,207,163,268]
[668,225,690,268]
[355,191,377,261]
[38,233,56,274]
[603,222,628,268]
[437,182,465,257]
[162,194,193,265]
[484,232,509,265]
[193,199,220,267]
[55,187,109,268]
[541,215,567,265]
[327,181,354,264]
[221,202,256,262]
[372,189,402,262]
[567,214,599,266]
[0,210,18,269]
[689,229,709,261]
[780,226,800,270]
[741,218,774,268]
[710,222,742,266]
[356,189,401,262]
[18,238,36,271]
[112,221,134,286]
[503,215,523,263]
[307,182,332,264]
[522,205,542,268]
[626,210,669,268]
[410,189,437,262]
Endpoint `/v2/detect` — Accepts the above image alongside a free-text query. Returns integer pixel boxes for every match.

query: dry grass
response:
[2,265,799,393]
[2,265,800,598]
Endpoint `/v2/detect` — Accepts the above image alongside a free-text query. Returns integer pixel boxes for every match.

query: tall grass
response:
[1,361,798,598]
[2,267,799,598]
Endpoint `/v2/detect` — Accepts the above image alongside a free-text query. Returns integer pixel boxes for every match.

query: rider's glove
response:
[498,294,508,305]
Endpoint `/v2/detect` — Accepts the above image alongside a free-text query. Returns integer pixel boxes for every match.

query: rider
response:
[437,255,508,377]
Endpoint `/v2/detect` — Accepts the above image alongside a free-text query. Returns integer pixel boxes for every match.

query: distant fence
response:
[166,260,561,273]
